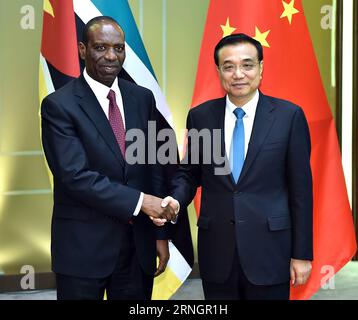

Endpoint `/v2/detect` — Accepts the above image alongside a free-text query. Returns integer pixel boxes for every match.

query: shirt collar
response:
[226,90,259,118]
[83,68,120,100]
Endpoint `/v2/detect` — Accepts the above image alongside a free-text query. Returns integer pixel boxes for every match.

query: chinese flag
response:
[191,0,357,299]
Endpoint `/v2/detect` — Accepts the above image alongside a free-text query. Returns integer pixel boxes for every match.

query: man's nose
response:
[233,66,245,78]
[104,47,117,60]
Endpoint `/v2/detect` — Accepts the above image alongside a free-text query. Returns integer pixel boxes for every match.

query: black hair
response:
[214,33,263,66]
[82,16,122,45]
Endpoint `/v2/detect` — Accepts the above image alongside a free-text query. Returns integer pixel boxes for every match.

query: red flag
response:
[191,0,357,299]
[41,0,80,78]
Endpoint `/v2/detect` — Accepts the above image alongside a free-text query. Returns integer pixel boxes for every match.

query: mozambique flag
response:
[191,0,357,299]
[39,0,79,102]
[39,0,193,299]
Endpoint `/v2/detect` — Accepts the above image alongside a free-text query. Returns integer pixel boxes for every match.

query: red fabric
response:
[41,0,80,77]
[191,0,357,299]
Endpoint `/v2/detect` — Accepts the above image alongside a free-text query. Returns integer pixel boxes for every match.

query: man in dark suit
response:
[41,16,176,300]
[166,33,313,299]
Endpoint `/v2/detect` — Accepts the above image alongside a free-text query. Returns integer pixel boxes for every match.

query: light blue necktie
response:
[231,108,246,183]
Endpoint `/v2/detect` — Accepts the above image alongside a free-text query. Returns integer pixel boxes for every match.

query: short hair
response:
[214,33,263,66]
[81,16,123,45]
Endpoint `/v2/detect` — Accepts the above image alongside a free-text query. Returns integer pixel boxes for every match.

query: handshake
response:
[141,194,180,226]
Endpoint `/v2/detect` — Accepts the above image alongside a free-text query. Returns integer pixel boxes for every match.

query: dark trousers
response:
[56,227,154,300]
[202,247,290,300]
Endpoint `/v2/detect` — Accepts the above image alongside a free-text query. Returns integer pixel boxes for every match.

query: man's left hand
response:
[154,240,170,277]
[290,259,312,287]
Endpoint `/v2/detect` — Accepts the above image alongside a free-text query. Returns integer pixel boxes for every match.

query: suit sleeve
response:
[170,110,202,208]
[287,107,313,260]
[41,95,140,223]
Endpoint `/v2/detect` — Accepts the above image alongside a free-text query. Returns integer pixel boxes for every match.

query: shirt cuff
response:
[133,192,144,216]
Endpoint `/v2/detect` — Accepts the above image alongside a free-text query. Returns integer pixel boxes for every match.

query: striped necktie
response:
[107,89,126,157]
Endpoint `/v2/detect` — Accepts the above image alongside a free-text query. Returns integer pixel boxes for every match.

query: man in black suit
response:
[166,33,313,299]
[41,16,176,300]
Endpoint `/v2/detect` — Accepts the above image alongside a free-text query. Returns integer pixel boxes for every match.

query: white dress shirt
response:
[83,68,126,125]
[224,90,259,162]
[83,68,143,216]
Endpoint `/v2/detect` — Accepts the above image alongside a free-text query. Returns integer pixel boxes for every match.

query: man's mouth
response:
[232,83,248,88]
[102,65,119,72]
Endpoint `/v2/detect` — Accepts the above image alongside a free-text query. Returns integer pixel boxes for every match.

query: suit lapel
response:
[118,78,141,137]
[74,76,125,166]
[237,92,275,184]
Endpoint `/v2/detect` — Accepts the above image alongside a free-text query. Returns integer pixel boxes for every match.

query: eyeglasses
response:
[219,62,259,74]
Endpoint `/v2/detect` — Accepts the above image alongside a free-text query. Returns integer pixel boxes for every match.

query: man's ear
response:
[259,60,264,79]
[216,66,221,78]
[78,42,86,60]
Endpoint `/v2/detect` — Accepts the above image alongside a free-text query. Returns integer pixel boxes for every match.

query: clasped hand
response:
[141,194,179,226]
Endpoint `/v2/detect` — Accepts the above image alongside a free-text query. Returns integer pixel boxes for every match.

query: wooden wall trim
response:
[0,266,201,294]
[0,273,56,294]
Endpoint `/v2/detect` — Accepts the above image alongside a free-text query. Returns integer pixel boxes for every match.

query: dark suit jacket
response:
[41,75,167,278]
[171,92,313,286]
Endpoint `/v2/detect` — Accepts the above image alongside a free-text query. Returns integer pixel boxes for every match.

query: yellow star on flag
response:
[220,18,236,38]
[280,0,299,24]
[253,27,270,48]
[44,0,55,17]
